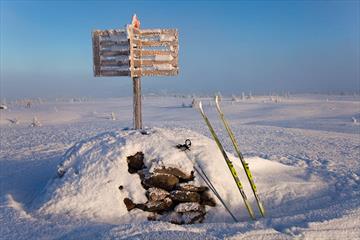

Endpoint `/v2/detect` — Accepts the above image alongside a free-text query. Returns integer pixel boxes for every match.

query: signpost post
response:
[92,15,179,129]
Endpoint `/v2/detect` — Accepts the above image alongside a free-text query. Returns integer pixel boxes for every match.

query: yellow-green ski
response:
[198,101,256,220]
[215,96,265,217]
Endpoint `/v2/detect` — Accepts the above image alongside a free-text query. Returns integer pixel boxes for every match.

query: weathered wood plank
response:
[92,31,101,76]
[101,65,129,70]
[133,49,177,57]
[133,77,142,129]
[133,58,177,67]
[100,69,130,76]
[101,58,129,66]
[100,55,129,61]
[100,40,129,47]
[141,33,178,42]
[100,36,128,42]
[140,29,177,36]
[95,29,127,37]
[101,49,130,56]
[141,40,177,47]
[96,29,128,44]
[139,54,176,61]
[128,25,135,78]
[101,45,130,52]
[133,68,179,77]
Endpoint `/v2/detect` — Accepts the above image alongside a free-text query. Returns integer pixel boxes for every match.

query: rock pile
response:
[122,151,216,224]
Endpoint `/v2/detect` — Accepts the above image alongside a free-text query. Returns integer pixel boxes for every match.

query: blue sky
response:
[1,0,359,99]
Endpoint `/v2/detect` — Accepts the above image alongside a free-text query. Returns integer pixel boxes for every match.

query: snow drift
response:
[35,127,326,224]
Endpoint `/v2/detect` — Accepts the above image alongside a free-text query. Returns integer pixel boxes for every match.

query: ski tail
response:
[198,101,256,220]
[193,165,239,222]
[215,95,265,217]
[156,128,238,222]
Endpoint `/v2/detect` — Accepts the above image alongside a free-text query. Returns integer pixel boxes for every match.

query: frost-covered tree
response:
[191,98,197,108]
[182,102,191,108]
[8,118,19,125]
[274,96,280,103]
[26,101,32,108]
[30,116,42,127]
[110,112,116,121]
[231,95,240,102]
[352,117,357,124]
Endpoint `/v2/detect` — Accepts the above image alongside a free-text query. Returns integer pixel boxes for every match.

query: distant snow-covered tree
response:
[7,118,19,125]
[182,102,191,108]
[110,112,116,121]
[352,117,357,124]
[231,95,240,102]
[274,96,280,103]
[30,116,42,127]
[191,98,197,108]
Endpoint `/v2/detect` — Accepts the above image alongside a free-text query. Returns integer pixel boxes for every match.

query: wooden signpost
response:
[92,15,179,129]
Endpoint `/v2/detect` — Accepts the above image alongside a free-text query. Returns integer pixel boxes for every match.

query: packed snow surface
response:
[0,94,359,239]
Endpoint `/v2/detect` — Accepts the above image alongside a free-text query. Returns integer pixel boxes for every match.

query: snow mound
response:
[35,127,326,224]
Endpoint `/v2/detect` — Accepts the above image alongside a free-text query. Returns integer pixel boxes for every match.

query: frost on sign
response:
[92,29,130,77]
[92,26,179,78]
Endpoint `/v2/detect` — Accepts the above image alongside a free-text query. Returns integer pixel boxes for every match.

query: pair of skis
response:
[198,96,265,220]
[159,130,239,222]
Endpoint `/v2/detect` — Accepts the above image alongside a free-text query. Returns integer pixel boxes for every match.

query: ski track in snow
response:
[0,95,359,239]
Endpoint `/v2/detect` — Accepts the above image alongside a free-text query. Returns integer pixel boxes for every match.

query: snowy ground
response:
[0,94,359,239]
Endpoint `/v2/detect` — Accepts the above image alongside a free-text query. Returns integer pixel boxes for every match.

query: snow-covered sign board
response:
[92,29,130,77]
[91,15,179,130]
[92,26,179,78]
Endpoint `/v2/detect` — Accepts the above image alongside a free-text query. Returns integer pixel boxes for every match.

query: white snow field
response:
[0,94,359,239]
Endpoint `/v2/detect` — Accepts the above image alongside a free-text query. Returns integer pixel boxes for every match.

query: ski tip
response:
[198,101,206,115]
[215,95,221,110]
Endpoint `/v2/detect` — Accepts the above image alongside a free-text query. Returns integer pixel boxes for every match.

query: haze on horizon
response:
[1,0,359,99]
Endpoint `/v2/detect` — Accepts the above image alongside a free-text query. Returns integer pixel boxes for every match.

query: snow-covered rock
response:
[146,187,170,201]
